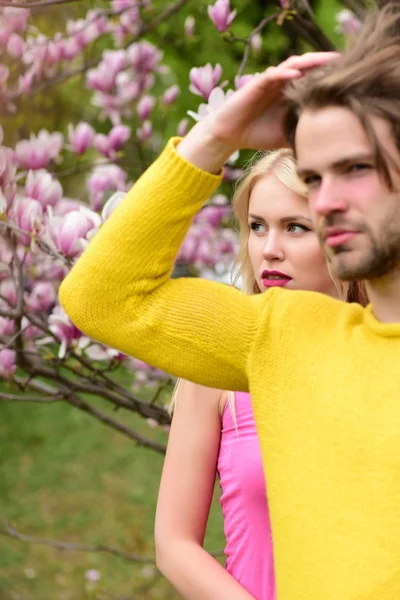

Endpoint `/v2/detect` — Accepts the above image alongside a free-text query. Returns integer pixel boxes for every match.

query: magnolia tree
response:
[0,0,366,571]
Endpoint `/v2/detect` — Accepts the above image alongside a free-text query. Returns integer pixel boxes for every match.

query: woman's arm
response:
[155,380,256,600]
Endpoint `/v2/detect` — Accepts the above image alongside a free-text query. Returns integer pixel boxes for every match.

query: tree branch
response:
[0,0,79,6]
[236,12,280,79]
[0,515,157,563]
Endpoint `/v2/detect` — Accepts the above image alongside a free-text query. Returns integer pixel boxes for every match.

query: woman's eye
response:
[250,221,266,234]
[287,223,310,234]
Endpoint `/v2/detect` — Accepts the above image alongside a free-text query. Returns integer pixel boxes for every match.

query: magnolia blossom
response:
[25,170,63,208]
[48,305,83,359]
[189,63,223,100]
[137,95,155,120]
[336,9,362,36]
[162,84,180,105]
[127,41,163,73]
[251,33,262,54]
[87,164,128,211]
[26,281,56,313]
[207,0,237,33]
[0,279,17,306]
[67,122,95,155]
[184,15,195,37]
[87,63,117,93]
[11,197,43,245]
[15,130,64,170]
[177,118,189,137]
[187,87,239,163]
[94,125,130,158]
[51,209,98,257]
[7,33,24,58]
[0,316,14,335]
[234,73,256,89]
[136,120,152,142]
[0,348,16,378]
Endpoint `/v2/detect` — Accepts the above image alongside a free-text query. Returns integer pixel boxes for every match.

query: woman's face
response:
[247,172,339,296]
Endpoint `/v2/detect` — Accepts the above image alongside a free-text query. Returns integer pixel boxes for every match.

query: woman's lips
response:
[261,270,292,288]
[262,278,291,288]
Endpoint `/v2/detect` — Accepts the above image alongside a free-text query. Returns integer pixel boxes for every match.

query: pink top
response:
[217,391,276,600]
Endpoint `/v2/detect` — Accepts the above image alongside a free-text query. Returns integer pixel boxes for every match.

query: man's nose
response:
[312,178,348,217]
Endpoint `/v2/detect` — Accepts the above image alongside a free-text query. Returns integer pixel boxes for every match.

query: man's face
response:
[295,105,400,281]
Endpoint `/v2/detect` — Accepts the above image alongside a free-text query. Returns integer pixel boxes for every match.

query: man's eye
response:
[349,163,372,173]
[303,175,320,187]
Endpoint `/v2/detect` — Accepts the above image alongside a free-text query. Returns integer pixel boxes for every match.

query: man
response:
[60,4,400,598]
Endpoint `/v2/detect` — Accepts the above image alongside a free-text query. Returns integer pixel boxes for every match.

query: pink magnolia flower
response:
[108,124,130,150]
[15,130,64,170]
[0,279,17,306]
[0,146,16,189]
[0,64,9,85]
[280,0,290,8]
[3,7,29,34]
[136,120,152,142]
[85,569,101,583]
[336,9,362,36]
[0,317,14,336]
[137,95,155,120]
[26,281,56,313]
[87,64,116,93]
[0,349,16,378]
[207,0,237,33]
[11,197,43,245]
[102,49,126,77]
[54,210,97,257]
[7,33,24,58]
[67,122,94,155]
[189,63,223,100]
[25,170,63,208]
[60,36,81,60]
[127,41,163,73]
[48,305,83,359]
[184,15,195,37]
[234,73,256,89]
[177,118,189,137]
[251,33,262,55]
[87,164,127,211]
[94,125,130,158]
[162,84,180,105]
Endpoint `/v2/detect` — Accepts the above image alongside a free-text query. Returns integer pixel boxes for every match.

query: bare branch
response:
[0,0,79,6]
[236,12,280,79]
[0,516,156,563]
[64,393,167,454]
[0,391,62,402]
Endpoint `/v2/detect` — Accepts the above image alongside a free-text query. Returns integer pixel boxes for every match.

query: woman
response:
[155,149,367,600]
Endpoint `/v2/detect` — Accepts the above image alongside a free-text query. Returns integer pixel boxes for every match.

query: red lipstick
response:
[261,270,292,288]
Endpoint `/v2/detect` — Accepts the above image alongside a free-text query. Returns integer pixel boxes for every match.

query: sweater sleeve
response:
[59,138,267,392]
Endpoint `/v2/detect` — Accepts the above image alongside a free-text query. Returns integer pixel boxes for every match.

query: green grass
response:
[0,394,225,600]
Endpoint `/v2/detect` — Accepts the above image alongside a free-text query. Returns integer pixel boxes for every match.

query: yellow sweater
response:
[60,139,400,599]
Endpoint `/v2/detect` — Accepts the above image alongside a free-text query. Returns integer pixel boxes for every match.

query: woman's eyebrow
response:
[248,213,312,224]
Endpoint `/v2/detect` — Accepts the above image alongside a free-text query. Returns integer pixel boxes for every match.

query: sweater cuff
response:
[153,137,223,200]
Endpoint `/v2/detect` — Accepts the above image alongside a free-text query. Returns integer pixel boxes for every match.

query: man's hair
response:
[285,2,400,190]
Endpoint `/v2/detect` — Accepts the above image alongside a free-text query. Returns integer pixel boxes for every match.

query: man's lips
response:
[261,270,292,288]
[324,229,359,248]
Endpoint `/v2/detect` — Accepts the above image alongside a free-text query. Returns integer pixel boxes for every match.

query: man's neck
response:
[365,270,400,323]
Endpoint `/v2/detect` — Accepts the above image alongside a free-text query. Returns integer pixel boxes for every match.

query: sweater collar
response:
[363,303,400,337]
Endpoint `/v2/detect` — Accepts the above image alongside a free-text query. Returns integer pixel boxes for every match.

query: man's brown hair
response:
[285,2,400,190]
